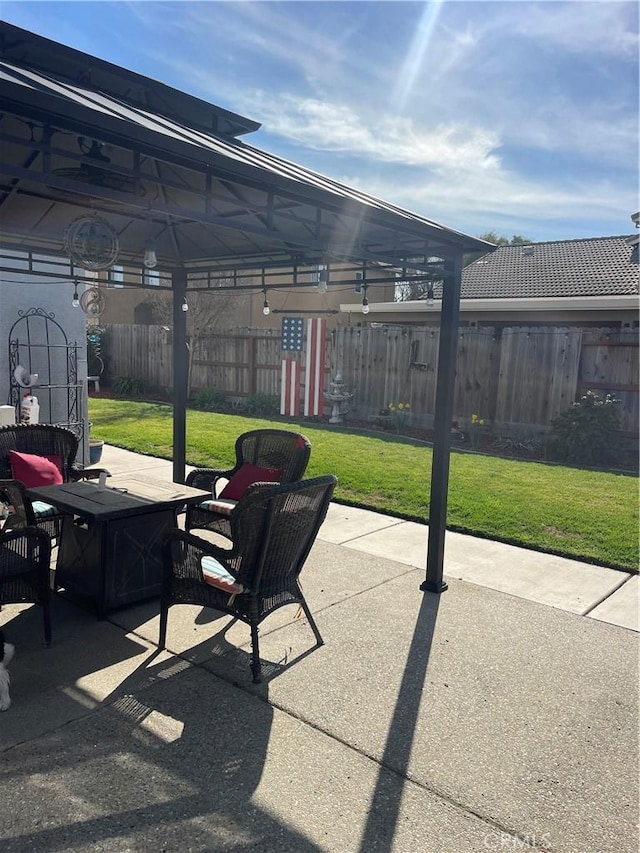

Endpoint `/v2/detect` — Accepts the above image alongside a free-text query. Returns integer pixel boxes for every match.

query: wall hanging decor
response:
[79,286,107,317]
[64,214,120,271]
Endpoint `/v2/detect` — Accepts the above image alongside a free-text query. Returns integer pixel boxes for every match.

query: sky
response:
[2,0,638,243]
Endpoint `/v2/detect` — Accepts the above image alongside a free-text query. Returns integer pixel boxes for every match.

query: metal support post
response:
[172,268,188,485]
[421,253,463,594]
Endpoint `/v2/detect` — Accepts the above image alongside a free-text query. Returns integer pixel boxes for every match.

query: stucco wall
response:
[1,256,90,462]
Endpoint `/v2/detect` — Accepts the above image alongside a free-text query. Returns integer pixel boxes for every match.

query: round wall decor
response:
[79,286,107,317]
[64,214,120,270]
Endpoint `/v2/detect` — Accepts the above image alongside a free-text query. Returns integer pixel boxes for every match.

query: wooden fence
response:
[103,324,639,434]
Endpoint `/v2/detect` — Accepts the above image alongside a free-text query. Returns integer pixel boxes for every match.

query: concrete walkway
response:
[1,445,638,853]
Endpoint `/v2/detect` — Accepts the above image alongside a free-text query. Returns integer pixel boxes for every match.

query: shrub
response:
[112,376,146,396]
[548,391,621,466]
[191,389,228,412]
[493,431,545,457]
[241,393,280,417]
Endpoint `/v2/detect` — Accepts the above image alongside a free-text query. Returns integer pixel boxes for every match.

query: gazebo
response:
[0,22,492,592]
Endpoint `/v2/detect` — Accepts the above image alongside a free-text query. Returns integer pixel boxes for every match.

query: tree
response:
[462,231,533,268]
[394,276,437,302]
[475,231,532,247]
[148,288,247,398]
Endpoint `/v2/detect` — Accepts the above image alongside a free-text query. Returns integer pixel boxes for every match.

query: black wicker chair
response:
[185,429,312,540]
[0,423,109,543]
[0,526,52,646]
[160,474,337,683]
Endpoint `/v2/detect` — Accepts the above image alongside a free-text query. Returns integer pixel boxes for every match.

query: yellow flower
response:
[398,403,404,410]
[471,414,479,423]
[388,403,395,411]
[405,403,410,409]
[479,419,485,425]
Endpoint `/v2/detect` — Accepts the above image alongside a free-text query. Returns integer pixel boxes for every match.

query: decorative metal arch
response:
[8,307,81,436]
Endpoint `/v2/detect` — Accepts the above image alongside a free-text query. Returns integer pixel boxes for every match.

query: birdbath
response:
[324,374,353,424]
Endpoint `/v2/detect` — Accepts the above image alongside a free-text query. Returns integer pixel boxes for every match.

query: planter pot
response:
[89,439,104,465]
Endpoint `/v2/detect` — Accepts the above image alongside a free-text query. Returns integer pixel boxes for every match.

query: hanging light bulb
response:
[181,296,189,312]
[72,281,80,308]
[426,285,434,306]
[143,238,157,269]
[262,288,270,316]
[361,285,370,315]
[317,266,329,294]
[143,210,158,269]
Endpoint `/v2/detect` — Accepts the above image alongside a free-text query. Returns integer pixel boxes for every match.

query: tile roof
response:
[459,236,639,300]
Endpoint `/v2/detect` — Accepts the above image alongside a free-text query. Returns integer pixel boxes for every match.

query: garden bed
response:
[332,416,639,474]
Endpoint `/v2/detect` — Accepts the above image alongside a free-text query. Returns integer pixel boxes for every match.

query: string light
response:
[426,285,434,306]
[72,280,80,308]
[143,212,157,268]
[262,288,270,316]
[143,238,157,269]
[181,296,189,312]
[361,284,370,315]
[317,265,329,294]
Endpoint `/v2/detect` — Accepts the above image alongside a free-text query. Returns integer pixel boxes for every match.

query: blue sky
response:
[2,1,638,242]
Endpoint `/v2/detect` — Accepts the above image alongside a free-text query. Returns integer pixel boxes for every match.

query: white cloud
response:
[504,98,638,163]
[241,95,634,238]
[336,161,635,239]
[506,1,639,58]
[159,0,363,93]
[235,92,502,172]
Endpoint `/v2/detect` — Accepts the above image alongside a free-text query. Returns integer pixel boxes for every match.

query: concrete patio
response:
[1,445,638,852]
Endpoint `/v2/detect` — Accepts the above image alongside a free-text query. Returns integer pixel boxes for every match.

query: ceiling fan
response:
[51,137,142,195]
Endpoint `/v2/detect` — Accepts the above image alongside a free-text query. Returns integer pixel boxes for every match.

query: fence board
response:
[408,328,438,418]
[494,327,582,427]
[454,329,499,420]
[578,328,639,432]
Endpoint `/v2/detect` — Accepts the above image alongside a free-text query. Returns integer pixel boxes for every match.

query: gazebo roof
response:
[0,21,490,287]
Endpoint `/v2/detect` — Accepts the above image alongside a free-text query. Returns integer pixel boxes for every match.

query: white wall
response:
[0,253,89,462]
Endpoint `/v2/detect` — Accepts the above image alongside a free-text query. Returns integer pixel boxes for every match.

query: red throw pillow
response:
[9,450,64,488]
[219,462,282,501]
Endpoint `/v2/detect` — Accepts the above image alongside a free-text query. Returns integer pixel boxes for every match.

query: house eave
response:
[340,295,640,316]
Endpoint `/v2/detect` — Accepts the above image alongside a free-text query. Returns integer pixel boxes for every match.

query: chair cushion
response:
[198,498,237,517]
[9,450,64,488]
[219,462,282,500]
[31,500,60,519]
[201,555,246,594]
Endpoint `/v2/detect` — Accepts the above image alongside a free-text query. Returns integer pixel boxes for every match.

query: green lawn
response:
[89,398,639,572]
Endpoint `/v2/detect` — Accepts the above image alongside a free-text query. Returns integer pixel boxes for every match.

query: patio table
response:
[27,474,209,618]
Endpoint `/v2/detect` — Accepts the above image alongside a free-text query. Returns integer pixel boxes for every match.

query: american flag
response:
[304,318,327,417]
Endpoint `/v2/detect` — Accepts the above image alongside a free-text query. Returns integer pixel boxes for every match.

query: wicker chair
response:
[160,474,337,683]
[0,423,109,542]
[185,429,312,540]
[0,526,52,646]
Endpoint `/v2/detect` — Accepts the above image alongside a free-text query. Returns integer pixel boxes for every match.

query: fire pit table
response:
[27,474,209,618]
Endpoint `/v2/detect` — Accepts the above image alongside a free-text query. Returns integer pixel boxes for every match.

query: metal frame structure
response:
[8,307,81,434]
[0,22,493,592]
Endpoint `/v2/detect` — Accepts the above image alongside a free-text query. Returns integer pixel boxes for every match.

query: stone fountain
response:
[324,373,353,424]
